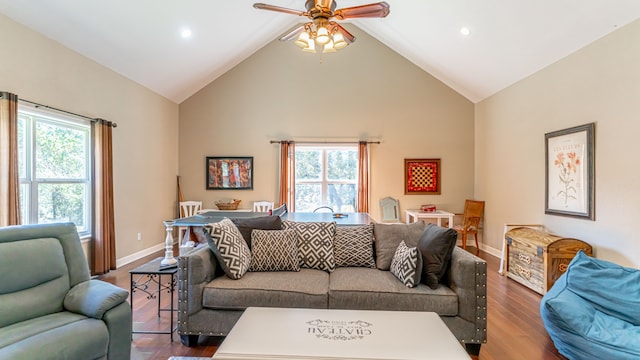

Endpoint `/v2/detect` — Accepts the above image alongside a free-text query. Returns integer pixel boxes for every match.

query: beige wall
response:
[476,19,640,267]
[179,26,475,222]
[0,14,179,264]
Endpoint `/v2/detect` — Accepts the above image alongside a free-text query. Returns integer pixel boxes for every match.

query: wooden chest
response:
[505,227,592,294]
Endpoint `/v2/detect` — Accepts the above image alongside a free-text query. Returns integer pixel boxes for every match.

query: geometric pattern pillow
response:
[390,241,423,287]
[204,218,251,280]
[282,220,336,272]
[333,224,376,268]
[249,229,300,272]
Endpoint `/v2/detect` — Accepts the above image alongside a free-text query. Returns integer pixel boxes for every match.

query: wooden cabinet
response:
[505,227,592,294]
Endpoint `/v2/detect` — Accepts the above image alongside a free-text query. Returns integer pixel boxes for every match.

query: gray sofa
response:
[177,221,487,355]
[0,223,132,360]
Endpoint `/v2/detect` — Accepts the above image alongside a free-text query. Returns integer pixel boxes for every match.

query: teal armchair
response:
[0,223,131,360]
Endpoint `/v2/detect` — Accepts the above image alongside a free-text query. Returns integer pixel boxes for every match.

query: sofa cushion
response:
[564,251,640,326]
[417,224,458,289]
[249,229,299,272]
[0,312,109,359]
[282,221,336,272]
[333,224,376,268]
[205,218,251,280]
[328,267,458,315]
[231,215,282,249]
[0,237,70,328]
[373,221,425,270]
[203,269,329,309]
[390,241,422,287]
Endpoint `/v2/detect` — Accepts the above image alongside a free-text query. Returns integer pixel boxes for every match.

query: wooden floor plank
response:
[98,247,566,360]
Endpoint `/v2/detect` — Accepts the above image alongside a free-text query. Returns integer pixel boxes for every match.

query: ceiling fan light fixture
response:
[323,39,337,53]
[295,30,311,48]
[315,26,330,45]
[302,39,316,53]
[332,32,347,49]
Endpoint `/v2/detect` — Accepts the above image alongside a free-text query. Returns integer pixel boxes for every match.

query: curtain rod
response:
[270,140,380,144]
[19,99,118,128]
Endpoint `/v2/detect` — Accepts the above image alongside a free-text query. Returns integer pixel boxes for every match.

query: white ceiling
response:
[1,1,640,103]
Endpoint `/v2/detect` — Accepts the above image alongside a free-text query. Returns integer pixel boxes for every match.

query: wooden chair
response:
[253,201,274,213]
[179,200,202,241]
[453,200,485,251]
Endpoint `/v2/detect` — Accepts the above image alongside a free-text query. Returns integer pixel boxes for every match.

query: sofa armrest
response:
[178,245,219,316]
[448,247,487,340]
[64,280,129,319]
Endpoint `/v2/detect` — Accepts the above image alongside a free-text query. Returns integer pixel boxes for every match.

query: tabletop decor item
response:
[545,123,595,220]
[206,156,253,190]
[215,199,241,210]
[405,158,441,195]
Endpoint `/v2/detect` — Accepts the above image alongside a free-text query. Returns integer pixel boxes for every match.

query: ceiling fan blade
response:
[333,23,356,44]
[279,24,307,42]
[253,3,307,17]
[333,2,390,20]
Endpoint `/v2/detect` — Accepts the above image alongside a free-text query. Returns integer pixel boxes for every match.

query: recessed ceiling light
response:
[181,28,192,39]
[460,27,470,36]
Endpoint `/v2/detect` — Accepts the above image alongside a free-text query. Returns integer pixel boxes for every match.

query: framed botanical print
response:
[545,123,595,220]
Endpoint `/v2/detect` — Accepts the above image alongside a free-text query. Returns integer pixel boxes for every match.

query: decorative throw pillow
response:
[390,241,423,287]
[231,215,283,249]
[282,220,336,272]
[374,221,426,270]
[249,229,300,272]
[417,223,458,289]
[333,224,376,268]
[204,218,251,280]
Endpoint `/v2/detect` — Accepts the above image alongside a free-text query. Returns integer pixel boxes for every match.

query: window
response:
[17,106,92,236]
[294,145,358,212]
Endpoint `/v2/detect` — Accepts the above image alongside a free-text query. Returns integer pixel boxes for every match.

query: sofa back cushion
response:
[373,221,425,270]
[0,237,70,327]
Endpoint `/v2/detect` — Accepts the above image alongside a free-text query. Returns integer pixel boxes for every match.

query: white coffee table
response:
[212,307,470,360]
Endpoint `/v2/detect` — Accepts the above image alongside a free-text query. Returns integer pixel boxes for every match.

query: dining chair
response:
[253,201,274,213]
[271,203,288,217]
[379,197,400,223]
[453,200,485,251]
[313,206,334,213]
[179,200,202,240]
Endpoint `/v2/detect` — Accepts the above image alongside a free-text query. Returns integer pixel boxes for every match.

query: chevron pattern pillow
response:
[333,224,376,268]
[249,229,300,272]
[390,240,423,287]
[205,218,251,280]
[283,220,336,272]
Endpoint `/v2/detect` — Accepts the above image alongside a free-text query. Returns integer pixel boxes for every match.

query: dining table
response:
[165,211,374,254]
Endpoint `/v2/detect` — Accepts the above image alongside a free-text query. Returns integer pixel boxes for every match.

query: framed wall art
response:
[545,123,595,220]
[206,156,253,190]
[405,158,441,195]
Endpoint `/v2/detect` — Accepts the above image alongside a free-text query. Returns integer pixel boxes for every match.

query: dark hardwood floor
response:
[98,247,566,360]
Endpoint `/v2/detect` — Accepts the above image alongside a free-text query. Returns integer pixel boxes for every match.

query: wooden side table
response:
[405,209,455,228]
[129,257,178,341]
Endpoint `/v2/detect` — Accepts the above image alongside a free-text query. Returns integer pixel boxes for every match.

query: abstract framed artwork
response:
[545,123,595,220]
[206,156,253,190]
[404,158,441,195]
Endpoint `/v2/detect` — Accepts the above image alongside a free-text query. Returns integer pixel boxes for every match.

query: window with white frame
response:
[17,106,92,236]
[294,145,358,212]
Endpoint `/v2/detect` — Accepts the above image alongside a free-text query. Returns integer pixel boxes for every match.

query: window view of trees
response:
[18,109,91,235]
[295,146,358,212]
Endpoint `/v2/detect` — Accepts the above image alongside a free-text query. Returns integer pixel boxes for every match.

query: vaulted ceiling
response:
[1,1,639,103]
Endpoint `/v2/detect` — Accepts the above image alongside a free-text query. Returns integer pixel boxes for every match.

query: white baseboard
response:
[116,242,171,268]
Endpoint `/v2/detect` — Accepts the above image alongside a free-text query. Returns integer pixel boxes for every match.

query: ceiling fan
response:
[253,0,390,53]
